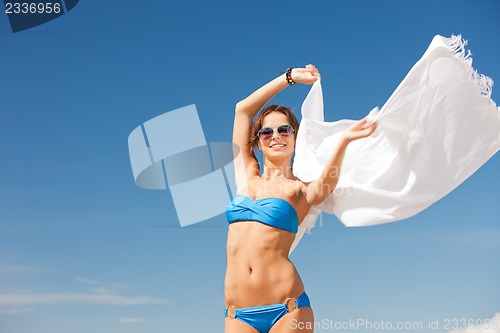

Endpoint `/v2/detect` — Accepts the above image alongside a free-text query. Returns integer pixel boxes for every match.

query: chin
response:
[266,149,294,159]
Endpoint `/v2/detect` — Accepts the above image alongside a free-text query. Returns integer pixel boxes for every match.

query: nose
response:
[272,129,282,139]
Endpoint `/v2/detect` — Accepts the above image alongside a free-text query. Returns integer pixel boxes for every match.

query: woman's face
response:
[258,112,295,159]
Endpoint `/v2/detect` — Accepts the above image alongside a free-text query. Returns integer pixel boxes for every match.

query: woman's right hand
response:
[341,117,377,143]
[290,64,320,85]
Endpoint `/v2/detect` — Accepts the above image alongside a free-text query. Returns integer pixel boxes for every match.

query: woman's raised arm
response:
[303,117,377,205]
[232,66,320,188]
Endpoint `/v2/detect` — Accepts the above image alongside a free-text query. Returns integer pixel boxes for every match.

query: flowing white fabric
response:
[289,35,500,254]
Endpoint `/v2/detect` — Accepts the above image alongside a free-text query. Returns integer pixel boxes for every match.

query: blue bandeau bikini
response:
[226,195,299,234]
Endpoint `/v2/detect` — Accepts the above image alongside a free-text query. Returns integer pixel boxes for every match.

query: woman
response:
[224,65,377,333]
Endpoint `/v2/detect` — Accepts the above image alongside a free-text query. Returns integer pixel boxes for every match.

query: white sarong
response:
[290,35,500,253]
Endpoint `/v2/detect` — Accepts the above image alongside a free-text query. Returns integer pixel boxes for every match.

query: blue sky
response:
[0,1,499,332]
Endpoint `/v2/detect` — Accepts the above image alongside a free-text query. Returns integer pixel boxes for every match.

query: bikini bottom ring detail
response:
[224,291,311,333]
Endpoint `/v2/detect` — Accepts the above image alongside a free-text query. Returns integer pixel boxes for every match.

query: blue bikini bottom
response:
[224,291,311,333]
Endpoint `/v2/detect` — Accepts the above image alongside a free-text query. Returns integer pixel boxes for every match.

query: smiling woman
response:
[250,105,299,150]
[223,65,377,333]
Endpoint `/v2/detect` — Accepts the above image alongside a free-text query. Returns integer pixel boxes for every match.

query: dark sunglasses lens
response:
[258,128,273,140]
[278,125,293,136]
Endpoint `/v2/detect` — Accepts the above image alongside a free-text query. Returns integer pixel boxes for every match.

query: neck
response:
[261,158,294,179]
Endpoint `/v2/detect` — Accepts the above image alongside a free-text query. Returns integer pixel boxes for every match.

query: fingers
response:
[364,122,377,135]
[306,64,320,77]
[306,64,316,71]
[358,120,377,136]
[359,117,370,129]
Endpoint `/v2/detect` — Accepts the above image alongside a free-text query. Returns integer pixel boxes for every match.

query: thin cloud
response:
[117,317,144,324]
[0,277,168,315]
[334,229,500,249]
[74,277,100,285]
[74,276,131,293]
[0,307,32,315]
[0,292,167,306]
[0,265,38,275]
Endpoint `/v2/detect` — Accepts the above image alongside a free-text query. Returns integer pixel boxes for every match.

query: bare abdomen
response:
[224,221,305,308]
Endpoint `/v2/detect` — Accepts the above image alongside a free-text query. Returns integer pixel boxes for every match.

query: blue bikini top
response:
[226,195,299,234]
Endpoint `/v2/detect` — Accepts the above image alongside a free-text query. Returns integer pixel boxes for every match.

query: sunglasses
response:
[257,124,295,141]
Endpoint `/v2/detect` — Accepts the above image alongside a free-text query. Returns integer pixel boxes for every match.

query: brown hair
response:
[250,104,299,149]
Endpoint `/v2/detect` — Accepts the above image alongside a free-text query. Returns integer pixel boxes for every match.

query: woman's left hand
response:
[291,64,321,85]
[341,117,377,143]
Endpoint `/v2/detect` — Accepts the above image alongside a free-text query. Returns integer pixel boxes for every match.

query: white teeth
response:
[271,144,285,148]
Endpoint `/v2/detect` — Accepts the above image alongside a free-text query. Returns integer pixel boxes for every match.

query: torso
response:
[224,176,312,307]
